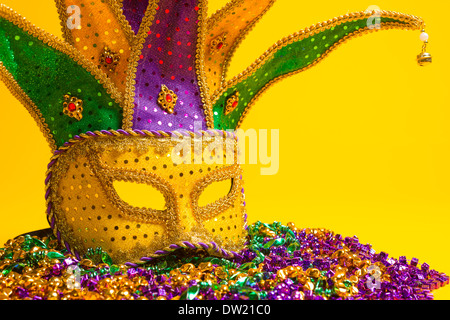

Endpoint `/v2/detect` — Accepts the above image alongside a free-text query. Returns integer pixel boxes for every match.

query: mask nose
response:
[174,180,198,233]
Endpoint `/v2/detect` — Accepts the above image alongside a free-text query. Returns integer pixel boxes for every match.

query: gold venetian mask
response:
[46,131,246,263]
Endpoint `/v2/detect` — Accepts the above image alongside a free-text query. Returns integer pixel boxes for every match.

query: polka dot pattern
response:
[58,0,133,93]
[52,134,246,263]
[0,16,122,148]
[205,0,275,93]
[132,0,207,131]
[212,17,405,130]
[122,0,150,34]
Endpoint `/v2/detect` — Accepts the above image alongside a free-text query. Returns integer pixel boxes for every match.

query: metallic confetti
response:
[0,221,447,300]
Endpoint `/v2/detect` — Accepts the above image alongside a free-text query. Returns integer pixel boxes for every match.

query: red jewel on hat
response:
[158,85,177,114]
[210,33,228,54]
[225,92,240,115]
[100,47,120,72]
[63,95,84,121]
[68,102,77,112]
[105,56,113,64]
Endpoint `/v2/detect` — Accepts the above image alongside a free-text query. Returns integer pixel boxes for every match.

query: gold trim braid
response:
[211,10,425,106]
[195,0,214,129]
[122,0,214,130]
[54,0,135,46]
[54,0,75,47]
[0,4,124,104]
[237,24,422,129]
[122,0,160,130]
[54,0,136,96]
[0,63,57,152]
[204,0,277,93]
[106,0,136,46]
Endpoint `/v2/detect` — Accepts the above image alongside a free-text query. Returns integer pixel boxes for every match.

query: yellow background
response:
[0,0,449,299]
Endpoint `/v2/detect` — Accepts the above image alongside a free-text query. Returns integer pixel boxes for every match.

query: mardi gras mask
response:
[47,131,245,263]
[0,0,430,263]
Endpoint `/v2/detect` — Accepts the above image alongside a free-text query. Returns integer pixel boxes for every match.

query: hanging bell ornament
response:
[417,52,432,66]
[417,30,432,66]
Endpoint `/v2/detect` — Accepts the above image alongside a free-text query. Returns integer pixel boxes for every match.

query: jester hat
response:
[0,0,429,263]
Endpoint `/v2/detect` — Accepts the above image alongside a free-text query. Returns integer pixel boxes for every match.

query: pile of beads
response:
[0,221,447,300]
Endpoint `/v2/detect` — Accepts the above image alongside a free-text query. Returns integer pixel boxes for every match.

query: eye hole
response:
[198,178,233,207]
[113,180,166,210]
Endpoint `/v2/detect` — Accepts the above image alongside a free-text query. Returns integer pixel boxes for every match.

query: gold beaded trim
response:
[190,164,242,222]
[211,10,424,104]
[123,0,159,130]
[54,0,76,47]
[45,129,245,262]
[122,0,214,130]
[0,5,124,104]
[205,0,277,92]
[106,0,136,46]
[210,11,424,130]
[195,0,214,129]
[54,0,136,47]
[0,63,56,151]
[47,148,180,263]
[62,94,84,121]
[235,22,424,129]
